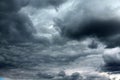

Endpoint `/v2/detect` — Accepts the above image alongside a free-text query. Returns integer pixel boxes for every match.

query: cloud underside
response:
[55,0,120,48]
[0,0,36,43]
[1,0,120,68]
[29,0,67,8]
[57,19,120,48]
[0,0,66,43]
[1,0,120,47]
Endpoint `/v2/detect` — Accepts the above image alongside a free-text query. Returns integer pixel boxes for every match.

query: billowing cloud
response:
[1,0,120,70]
[103,47,120,65]
[0,0,36,43]
[58,19,120,39]
[20,0,69,45]
[28,0,67,9]
[55,0,120,47]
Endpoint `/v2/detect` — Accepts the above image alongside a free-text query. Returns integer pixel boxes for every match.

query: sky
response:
[18,0,120,47]
[1,0,120,45]
[1,0,120,70]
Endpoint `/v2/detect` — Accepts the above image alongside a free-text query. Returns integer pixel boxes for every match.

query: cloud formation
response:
[1,0,120,68]
[0,0,35,43]
[55,0,120,47]
[1,0,120,46]
[103,47,120,65]
[28,0,67,9]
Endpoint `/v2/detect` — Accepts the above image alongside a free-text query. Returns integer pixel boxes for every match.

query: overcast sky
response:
[1,0,120,47]
[1,0,120,76]
[19,0,120,47]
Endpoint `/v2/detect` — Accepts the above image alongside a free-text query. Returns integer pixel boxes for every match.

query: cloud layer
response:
[29,0,67,9]
[1,0,120,68]
[55,0,120,47]
[0,0,36,43]
[103,47,120,65]
[1,0,120,46]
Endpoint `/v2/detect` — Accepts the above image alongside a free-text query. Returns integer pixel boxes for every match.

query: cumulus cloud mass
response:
[0,0,36,43]
[1,0,120,79]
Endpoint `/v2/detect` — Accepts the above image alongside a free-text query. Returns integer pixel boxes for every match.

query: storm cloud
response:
[0,0,35,43]
[58,19,120,47]
[55,0,120,47]
[28,0,67,9]
[1,0,120,78]
[103,47,120,65]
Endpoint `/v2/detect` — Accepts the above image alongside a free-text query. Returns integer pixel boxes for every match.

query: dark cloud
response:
[0,0,20,13]
[56,18,120,47]
[88,40,98,49]
[103,47,120,66]
[37,70,109,80]
[0,0,36,43]
[28,0,67,8]
[55,0,120,48]
[59,19,119,38]
[0,0,29,13]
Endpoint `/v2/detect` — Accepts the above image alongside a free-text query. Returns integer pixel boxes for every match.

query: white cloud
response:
[103,47,120,65]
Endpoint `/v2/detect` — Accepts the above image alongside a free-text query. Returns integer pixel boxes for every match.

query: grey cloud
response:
[37,70,110,80]
[61,19,120,48]
[0,0,68,67]
[103,47,120,66]
[55,0,120,48]
[28,0,67,9]
[0,0,36,43]
[0,0,29,13]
